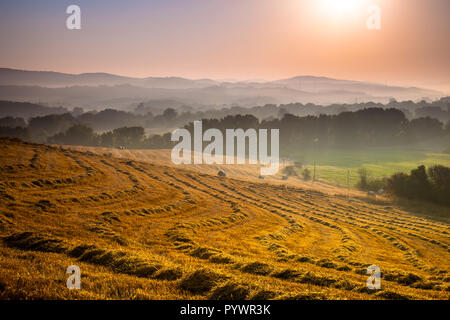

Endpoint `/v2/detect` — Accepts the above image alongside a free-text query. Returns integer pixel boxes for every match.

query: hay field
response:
[0,138,449,300]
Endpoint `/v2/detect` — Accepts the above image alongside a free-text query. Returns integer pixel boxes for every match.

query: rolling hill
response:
[0,100,68,119]
[0,68,218,89]
[0,138,449,299]
[0,69,442,109]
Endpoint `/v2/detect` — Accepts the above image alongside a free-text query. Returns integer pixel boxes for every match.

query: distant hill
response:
[0,100,67,119]
[0,68,443,109]
[268,76,440,100]
[0,68,218,89]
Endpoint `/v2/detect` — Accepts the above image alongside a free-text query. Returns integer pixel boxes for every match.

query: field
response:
[288,148,450,188]
[0,138,449,300]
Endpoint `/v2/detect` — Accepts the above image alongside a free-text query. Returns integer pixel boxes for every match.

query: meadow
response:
[289,148,450,188]
[0,138,449,300]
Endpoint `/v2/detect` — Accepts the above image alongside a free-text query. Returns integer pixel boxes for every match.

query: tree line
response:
[0,96,449,144]
[1,107,449,150]
[19,107,446,152]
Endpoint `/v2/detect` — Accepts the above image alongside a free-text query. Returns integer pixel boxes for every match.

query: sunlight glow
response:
[318,0,367,19]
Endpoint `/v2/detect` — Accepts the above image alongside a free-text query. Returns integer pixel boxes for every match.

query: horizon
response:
[0,66,445,94]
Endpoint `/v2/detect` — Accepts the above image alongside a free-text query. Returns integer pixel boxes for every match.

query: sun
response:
[324,0,360,12]
[318,0,366,18]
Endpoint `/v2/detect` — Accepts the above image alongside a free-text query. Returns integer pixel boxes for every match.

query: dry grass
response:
[0,138,449,300]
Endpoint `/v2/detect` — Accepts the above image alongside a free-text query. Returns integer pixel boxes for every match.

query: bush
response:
[365,178,387,192]
[428,165,450,206]
[282,166,297,177]
[387,165,450,206]
[302,168,311,181]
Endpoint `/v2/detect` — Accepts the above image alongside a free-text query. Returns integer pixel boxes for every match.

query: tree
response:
[387,165,436,203]
[0,117,26,128]
[408,165,432,200]
[28,113,76,142]
[163,108,178,122]
[0,126,30,141]
[48,124,98,146]
[407,117,443,141]
[445,121,450,135]
[112,126,145,148]
[428,165,450,205]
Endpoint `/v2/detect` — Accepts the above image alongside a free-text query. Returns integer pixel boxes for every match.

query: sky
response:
[0,0,449,92]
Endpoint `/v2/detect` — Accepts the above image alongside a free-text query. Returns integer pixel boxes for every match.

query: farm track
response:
[0,138,449,300]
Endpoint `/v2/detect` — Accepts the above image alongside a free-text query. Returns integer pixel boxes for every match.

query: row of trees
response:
[38,108,450,152]
[2,107,449,151]
[181,108,449,150]
[1,96,449,142]
[134,97,450,123]
[47,124,173,149]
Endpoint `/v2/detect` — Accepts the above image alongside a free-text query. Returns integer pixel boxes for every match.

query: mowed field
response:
[0,138,449,300]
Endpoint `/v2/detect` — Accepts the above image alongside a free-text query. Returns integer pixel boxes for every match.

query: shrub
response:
[282,166,297,177]
[301,168,311,181]
[365,178,387,192]
[428,165,450,206]
[387,165,450,206]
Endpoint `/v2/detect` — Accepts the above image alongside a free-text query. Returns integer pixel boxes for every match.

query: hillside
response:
[0,68,218,89]
[0,69,442,108]
[0,138,449,299]
[0,101,68,119]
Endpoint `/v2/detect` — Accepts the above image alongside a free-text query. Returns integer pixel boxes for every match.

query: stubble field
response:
[0,138,449,300]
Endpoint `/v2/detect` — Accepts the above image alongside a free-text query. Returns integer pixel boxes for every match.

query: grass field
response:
[0,138,449,300]
[288,148,450,188]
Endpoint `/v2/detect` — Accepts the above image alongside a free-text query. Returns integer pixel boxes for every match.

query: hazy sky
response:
[0,0,449,91]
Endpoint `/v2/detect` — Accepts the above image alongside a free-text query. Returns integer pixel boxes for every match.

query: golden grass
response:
[0,138,449,300]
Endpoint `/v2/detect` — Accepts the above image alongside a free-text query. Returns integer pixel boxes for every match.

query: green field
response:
[289,148,450,188]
